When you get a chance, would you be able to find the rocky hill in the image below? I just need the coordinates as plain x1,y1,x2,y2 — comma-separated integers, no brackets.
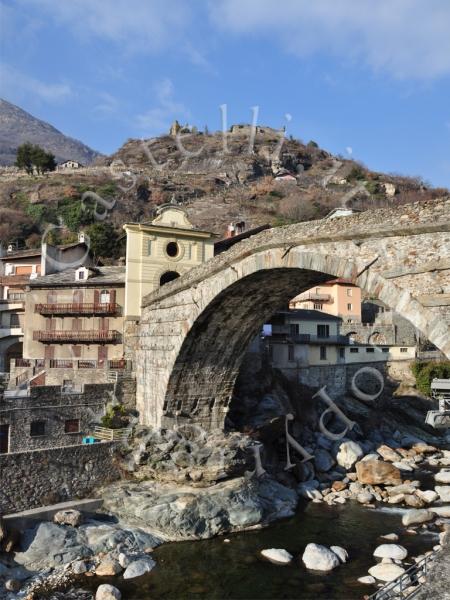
0,98,100,166
0,121,448,256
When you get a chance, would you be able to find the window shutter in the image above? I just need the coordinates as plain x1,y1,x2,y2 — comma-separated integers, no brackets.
110,289,116,304
94,289,100,305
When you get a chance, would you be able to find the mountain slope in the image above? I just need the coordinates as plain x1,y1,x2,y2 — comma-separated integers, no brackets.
0,98,101,166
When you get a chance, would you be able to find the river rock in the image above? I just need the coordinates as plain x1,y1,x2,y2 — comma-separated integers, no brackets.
298,480,322,500
355,460,401,486
358,575,376,584
404,495,425,508
95,558,122,576
96,584,122,600
380,533,399,541
416,490,439,504
361,453,381,462
302,543,340,571
357,491,374,504
331,481,347,492
435,470,450,484
377,445,402,462
314,449,335,472
373,544,408,560
261,548,293,564
368,563,406,582
123,557,156,579
54,509,83,527
336,441,363,470
393,462,414,472
5,579,21,592
387,483,418,496
429,506,450,518
330,546,348,563
72,560,88,574
388,494,405,504
402,509,434,526
435,486,450,502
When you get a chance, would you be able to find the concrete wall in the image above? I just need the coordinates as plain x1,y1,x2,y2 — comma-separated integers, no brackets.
0,442,120,513
0,384,111,452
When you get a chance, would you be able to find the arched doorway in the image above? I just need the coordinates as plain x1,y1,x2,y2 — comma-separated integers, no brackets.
160,271,180,286
5,341,23,372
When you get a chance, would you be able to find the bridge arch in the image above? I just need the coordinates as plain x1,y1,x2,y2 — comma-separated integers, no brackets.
138,227,450,430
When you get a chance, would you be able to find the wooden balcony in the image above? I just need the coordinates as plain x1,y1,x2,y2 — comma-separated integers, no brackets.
35,302,121,316
33,330,121,344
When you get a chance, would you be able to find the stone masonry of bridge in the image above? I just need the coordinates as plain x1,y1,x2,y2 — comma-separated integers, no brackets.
137,198,450,431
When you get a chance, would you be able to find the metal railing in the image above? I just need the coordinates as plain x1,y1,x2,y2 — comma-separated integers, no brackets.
33,330,121,343
49,359,74,369
292,292,332,302
35,302,121,315
368,549,440,600
93,426,132,442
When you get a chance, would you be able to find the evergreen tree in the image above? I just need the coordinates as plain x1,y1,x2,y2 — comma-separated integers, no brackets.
15,143,56,174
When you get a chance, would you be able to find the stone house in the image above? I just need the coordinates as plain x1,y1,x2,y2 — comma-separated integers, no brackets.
10,266,126,388
56,159,84,170
0,238,93,372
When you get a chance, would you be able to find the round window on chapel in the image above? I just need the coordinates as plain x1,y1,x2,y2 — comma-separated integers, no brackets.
166,241,179,258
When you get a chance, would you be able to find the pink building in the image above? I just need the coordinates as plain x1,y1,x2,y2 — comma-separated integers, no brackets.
290,279,362,323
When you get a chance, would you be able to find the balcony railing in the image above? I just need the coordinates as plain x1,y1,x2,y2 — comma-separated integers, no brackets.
35,302,121,316
33,330,121,344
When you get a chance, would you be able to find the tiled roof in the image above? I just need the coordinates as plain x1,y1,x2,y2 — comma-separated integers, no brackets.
29,266,125,288
0,248,41,260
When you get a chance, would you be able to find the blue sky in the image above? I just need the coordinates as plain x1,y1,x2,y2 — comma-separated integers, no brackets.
1,0,450,186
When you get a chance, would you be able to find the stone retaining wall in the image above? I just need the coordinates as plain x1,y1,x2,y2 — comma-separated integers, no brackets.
0,442,120,514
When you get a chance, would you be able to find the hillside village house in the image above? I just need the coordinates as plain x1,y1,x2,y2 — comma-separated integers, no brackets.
290,279,362,322
56,160,84,170
0,237,92,372
123,204,216,319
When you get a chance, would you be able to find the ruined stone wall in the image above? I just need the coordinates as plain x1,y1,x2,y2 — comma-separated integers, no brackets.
0,442,120,513
0,384,111,452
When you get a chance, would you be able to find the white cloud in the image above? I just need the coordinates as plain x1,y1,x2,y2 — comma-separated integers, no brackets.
20,0,191,54
135,78,190,135
0,64,73,103
210,0,450,80
92,92,120,117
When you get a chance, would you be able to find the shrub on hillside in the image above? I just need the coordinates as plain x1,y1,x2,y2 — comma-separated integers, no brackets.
411,361,450,396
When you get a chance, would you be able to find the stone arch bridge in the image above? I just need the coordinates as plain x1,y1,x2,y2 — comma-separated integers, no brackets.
137,199,450,430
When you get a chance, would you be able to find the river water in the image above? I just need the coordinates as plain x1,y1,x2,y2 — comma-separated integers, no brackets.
79,500,439,600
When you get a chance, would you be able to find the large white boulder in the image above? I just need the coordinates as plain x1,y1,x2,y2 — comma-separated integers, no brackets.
435,470,450,484
358,575,376,584
416,490,439,504
373,544,408,560
336,442,364,470
435,486,450,502
123,557,156,579
260,548,293,565
401,509,434,526
96,585,122,600
429,506,450,518
330,546,348,563
368,563,406,582
302,543,340,571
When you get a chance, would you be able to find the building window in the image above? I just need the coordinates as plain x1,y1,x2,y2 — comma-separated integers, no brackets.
100,290,110,304
350,347,359,353
314,303,323,310
339,347,345,359
288,344,295,361
30,420,46,437
366,347,375,353
9,313,19,327
347,303,353,311
317,324,330,338
347,288,353,296
320,346,327,360
65,419,80,433
290,323,299,335
400,347,408,353
166,241,180,258
382,348,389,353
